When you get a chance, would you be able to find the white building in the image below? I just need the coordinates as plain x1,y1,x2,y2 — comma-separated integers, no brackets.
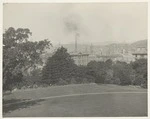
70,52,89,66
132,47,147,60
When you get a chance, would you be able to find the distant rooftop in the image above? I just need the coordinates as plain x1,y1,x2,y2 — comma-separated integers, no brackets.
132,52,147,55
70,52,89,57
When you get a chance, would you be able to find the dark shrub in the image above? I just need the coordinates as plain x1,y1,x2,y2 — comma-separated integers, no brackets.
113,78,121,85
70,78,78,84
95,70,107,84
131,59,147,88
104,69,113,84
57,78,68,85
113,62,132,85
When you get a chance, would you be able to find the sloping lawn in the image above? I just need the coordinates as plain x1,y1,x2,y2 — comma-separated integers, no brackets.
3,83,147,117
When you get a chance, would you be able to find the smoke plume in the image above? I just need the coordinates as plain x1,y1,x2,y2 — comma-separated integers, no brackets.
63,14,82,34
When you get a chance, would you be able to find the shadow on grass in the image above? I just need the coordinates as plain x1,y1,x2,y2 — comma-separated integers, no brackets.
3,98,45,114
3,92,12,96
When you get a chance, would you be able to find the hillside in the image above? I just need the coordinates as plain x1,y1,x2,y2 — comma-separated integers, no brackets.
131,39,147,48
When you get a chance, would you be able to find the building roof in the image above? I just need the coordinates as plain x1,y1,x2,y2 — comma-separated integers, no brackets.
96,54,123,58
70,52,89,57
132,52,147,55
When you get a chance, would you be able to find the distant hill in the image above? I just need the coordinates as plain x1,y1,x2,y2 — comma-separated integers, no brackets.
102,39,147,55
131,39,147,48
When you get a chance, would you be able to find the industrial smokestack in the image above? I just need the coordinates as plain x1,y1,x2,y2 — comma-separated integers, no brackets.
75,32,80,53
63,14,83,53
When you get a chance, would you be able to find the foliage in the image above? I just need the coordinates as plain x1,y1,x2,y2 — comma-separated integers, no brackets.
104,69,114,84
87,61,107,84
112,78,121,85
105,59,113,69
113,61,132,85
57,78,68,86
42,47,77,84
131,59,147,88
75,66,95,83
69,78,78,84
86,60,136,86
3,28,147,89
3,27,51,90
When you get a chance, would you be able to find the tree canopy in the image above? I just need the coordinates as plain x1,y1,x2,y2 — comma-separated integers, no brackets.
42,47,77,84
3,27,51,90
131,59,147,87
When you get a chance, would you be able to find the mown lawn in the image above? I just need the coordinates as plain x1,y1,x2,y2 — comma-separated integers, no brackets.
3,83,147,117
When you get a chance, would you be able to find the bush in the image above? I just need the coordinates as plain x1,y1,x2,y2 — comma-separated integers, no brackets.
131,59,147,88
113,78,121,85
141,83,147,88
3,72,23,91
132,75,143,85
82,78,90,84
104,69,113,84
113,62,132,85
104,79,113,84
70,77,78,84
57,78,68,85
87,61,107,84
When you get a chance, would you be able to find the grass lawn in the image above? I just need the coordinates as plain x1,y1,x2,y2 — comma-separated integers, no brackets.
3,83,147,117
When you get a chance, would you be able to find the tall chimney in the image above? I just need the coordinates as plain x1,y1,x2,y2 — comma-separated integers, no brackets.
75,32,79,53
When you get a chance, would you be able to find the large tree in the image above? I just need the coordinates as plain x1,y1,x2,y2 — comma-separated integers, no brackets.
3,27,51,90
42,47,77,85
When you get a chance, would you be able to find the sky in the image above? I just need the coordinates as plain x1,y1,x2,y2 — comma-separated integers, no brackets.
3,3,148,45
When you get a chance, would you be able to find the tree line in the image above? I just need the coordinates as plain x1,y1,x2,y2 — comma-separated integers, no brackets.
3,27,147,91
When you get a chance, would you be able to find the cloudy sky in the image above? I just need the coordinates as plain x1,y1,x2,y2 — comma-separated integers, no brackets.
3,3,148,45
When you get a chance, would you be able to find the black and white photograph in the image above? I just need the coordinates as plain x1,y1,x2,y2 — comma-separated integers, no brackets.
2,1,148,117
